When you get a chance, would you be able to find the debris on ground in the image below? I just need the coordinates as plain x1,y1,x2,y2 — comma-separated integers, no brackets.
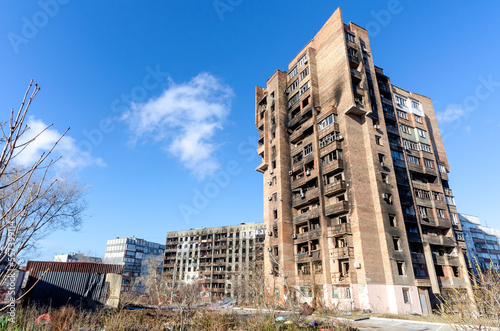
300,302,314,315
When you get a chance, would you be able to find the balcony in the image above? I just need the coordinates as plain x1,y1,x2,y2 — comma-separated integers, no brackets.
353,85,364,99
415,197,432,208
422,234,456,247
288,112,303,128
408,163,425,174
378,83,391,94
351,68,362,82
293,209,320,223
381,96,393,106
291,169,318,189
292,187,320,208
199,278,212,283
318,121,340,136
404,213,418,224
291,137,313,157
439,171,449,181
331,272,350,284
389,140,403,152
348,53,360,67
444,188,453,196
328,222,351,236
325,201,349,216
256,144,264,157
420,217,451,229
433,199,448,210
303,152,315,165
406,232,421,242
209,279,225,284
411,252,426,264
295,228,322,242
424,167,438,177
386,125,399,136
320,141,342,158
411,181,428,191
400,195,414,206
290,117,314,143
321,160,344,175
345,101,370,117
393,158,406,169
295,249,321,263
324,180,347,196
292,157,304,172
331,246,354,259
433,255,460,266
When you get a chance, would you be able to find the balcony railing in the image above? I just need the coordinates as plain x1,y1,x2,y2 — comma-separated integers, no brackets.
292,187,320,208
293,209,320,223
325,201,349,217
324,180,346,196
321,160,344,175
381,96,393,106
291,169,318,189
406,232,421,242
331,272,350,283
386,125,399,136
329,223,351,236
353,85,364,98
420,217,451,229
439,171,449,181
424,167,438,177
290,117,314,143
319,141,342,158
415,197,432,208
433,255,460,266
351,69,362,82
411,180,428,191
295,228,322,242
411,252,426,264
378,83,390,94
295,249,321,263
348,54,360,66
408,163,425,174
422,234,456,247
331,246,354,259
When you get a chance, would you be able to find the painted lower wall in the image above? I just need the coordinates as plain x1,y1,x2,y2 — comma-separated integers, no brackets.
322,283,422,314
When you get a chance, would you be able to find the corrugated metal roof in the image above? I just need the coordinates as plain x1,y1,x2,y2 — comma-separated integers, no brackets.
26,261,123,276
28,272,109,307
24,261,122,308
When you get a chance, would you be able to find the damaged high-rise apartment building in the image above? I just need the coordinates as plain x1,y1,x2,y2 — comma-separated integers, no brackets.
164,222,266,301
255,8,470,314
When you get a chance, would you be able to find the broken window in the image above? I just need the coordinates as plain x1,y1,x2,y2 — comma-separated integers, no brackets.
393,237,400,251
397,261,405,275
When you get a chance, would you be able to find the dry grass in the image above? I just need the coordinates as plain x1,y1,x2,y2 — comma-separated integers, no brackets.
0,304,357,330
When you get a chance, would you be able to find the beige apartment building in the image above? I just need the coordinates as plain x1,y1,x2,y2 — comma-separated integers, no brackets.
255,8,469,314
164,222,265,301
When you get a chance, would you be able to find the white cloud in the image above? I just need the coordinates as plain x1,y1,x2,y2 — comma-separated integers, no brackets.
436,103,471,124
16,117,105,170
122,72,233,179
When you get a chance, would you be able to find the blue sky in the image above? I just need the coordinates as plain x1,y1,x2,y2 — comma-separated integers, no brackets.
1,1,499,261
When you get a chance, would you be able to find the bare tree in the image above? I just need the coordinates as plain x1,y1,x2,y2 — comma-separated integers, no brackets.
134,255,165,305
439,261,500,330
0,81,87,286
